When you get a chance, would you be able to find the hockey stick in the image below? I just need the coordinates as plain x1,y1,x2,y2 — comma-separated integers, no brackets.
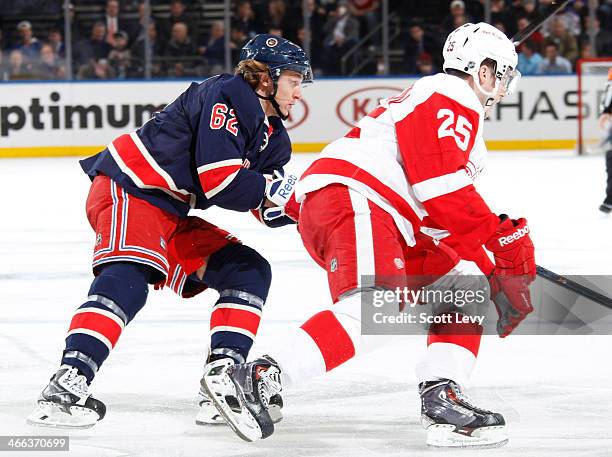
511,0,571,46
536,265,612,310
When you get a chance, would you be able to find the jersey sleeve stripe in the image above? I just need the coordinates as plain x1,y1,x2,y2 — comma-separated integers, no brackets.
200,168,242,199
109,134,192,204
411,169,473,202
129,133,191,198
197,158,244,174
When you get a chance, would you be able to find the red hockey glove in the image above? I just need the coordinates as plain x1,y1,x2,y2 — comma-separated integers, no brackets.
484,216,536,337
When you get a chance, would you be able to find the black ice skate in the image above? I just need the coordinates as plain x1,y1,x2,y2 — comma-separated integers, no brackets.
599,202,612,214
200,356,282,441
27,365,106,429
196,385,283,426
419,379,507,448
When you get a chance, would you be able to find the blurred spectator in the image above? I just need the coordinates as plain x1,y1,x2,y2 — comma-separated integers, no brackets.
348,0,380,46
515,17,543,53
415,52,435,76
259,0,299,43
403,22,440,74
579,41,594,60
322,0,359,74
493,20,507,36
108,31,131,79
301,0,328,74
33,43,65,79
268,27,283,37
78,58,117,80
571,0,590,33
517,39,543,75
54,2,83,44
441,0,473,35
599,0,612,31
453,13,468,29
540,2,581,37
233,1,258,39
543,17,578,64
47,27,65,58
104,0,126,47
164,22,197,77
200,20,226,75
130,22,164,77
520,0,541,22
162,0,194,41
539,42,571,74
134,1,156,42
8,49,32,79
581,16,612,57
490,0,517,36
230,26,248,64
0,51,6,80
15,21,42,61
74,22,112,68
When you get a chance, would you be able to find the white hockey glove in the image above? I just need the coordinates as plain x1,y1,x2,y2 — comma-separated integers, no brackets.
262,170,298,221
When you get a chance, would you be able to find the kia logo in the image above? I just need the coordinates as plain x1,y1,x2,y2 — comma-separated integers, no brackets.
336,86,403,127
285,98,309,130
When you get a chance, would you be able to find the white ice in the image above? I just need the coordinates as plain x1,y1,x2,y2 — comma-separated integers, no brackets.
1,151,612,457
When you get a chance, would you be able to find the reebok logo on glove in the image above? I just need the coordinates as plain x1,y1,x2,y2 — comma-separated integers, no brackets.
277,175,297,198
498,225,530,247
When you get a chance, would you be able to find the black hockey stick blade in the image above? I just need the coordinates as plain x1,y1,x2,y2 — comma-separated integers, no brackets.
536,265,612,310
511,0,570,47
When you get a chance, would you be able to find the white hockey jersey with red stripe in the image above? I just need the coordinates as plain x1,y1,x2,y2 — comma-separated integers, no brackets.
296,73,500,262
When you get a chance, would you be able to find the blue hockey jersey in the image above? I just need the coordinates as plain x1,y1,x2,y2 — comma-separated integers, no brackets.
80,74,292,217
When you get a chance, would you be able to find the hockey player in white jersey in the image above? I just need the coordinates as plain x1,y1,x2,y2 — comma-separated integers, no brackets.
202,23,536,447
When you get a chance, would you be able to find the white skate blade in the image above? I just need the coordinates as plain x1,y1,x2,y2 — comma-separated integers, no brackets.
268,404,283,424
27,402,99,429
425,424,508,449
201,359,262,442
195,400,226,426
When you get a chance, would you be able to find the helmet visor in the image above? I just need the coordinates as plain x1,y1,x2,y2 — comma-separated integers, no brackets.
272,62,314,84
500,67,521,96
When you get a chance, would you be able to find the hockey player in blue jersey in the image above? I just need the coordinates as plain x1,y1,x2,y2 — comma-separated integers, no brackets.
27,34,311,429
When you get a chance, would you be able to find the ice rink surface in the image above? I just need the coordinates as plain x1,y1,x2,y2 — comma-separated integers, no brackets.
1,151,612,457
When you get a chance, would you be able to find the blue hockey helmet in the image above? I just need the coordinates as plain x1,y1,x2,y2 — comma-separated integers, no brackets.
239,34,313,84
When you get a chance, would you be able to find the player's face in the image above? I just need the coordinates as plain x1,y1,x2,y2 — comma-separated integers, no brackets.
274,71,304,117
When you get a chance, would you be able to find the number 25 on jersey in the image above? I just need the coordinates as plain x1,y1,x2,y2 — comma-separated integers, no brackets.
437,108,472,151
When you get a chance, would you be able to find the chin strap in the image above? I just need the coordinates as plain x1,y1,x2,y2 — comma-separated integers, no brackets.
256,72,288,120
473,73,501,116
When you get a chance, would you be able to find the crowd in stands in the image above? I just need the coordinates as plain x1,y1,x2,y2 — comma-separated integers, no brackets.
0,0,610,80
403,0,612,76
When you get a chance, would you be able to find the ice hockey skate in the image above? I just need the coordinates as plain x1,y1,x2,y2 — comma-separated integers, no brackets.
196,384,283,426
27,365,106,429
200,356,282,441
195,389,226,425
599,202,612,214
419,379,508,448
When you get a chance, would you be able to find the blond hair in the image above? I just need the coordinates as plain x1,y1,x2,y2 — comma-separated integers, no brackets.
235,59,270,89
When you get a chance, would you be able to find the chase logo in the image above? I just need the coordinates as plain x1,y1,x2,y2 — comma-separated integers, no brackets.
160,236,167,250
266,37,278,47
